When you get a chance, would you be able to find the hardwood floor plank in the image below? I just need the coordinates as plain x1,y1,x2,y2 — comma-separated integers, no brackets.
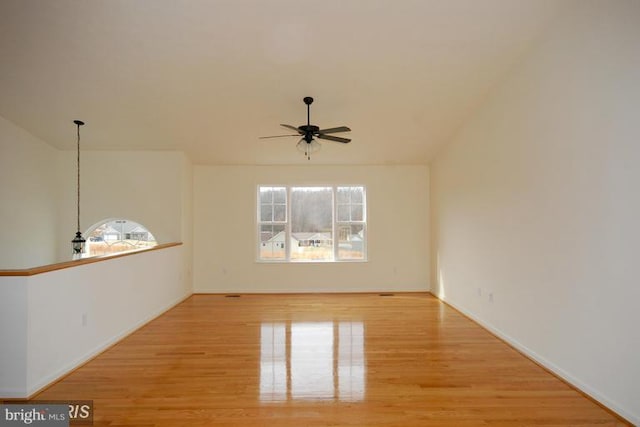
33,293,629,426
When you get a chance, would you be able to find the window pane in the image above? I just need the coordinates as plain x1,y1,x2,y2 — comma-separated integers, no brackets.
274,204,286,222
290,187,333,261
273,188,286,203
351,187,363,203
260,188,273,204
336,187,349,204
350,204,363,222
260,224,286,260
337,205,350,222
338,224,365,260
260,204,273,222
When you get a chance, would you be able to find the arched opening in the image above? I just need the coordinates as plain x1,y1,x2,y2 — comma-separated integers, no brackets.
85,219,157,257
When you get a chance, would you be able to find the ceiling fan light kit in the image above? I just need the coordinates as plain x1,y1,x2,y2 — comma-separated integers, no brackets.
260,97,351,160
297,138,321,159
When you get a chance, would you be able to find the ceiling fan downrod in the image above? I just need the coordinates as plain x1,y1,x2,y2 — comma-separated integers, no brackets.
304,96,313,128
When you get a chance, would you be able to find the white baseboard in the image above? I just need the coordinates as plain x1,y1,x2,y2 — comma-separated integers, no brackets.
0,390,27,399
192,287,429,294
24,292,192,398
435,293,638,426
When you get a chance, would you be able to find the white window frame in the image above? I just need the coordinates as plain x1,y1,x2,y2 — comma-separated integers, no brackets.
257,185,367,263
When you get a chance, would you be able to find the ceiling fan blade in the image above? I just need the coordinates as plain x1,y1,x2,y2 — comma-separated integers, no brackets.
280,124,302,133
317,134,351,143
317,126,351,134
259,134,299,139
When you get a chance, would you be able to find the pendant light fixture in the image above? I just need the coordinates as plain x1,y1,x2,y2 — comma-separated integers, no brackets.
71,119,86,259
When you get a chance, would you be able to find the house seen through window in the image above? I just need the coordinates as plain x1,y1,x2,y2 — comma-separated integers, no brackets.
258,186,366,262
86,219,157,257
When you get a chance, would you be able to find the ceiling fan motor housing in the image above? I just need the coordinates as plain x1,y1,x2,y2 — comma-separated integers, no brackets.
299,124,319,143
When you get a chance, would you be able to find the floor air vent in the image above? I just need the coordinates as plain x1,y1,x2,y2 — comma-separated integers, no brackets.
379,293,395,297
225,294,241,298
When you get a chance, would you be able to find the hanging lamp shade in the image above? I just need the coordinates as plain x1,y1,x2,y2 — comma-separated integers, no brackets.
71,119,86,258
296,138,321,160
72,231,86,255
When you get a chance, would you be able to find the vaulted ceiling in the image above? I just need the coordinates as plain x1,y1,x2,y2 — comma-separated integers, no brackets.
0,0,571,165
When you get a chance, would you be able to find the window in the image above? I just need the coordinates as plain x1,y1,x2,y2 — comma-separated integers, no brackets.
257,186,366,262
85,219,157,257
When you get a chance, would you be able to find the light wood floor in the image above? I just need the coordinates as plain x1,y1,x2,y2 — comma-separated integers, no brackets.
34,293,628,426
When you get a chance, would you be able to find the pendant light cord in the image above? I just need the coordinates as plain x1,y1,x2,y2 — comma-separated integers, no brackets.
76,122,81,234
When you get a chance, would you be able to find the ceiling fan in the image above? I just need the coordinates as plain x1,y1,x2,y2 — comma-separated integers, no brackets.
260,97,351,160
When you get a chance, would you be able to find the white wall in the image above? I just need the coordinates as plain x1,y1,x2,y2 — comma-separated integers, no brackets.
180,155,194,292
0,276,28,396
430,0,640,423
194,165,429,293
56,150,192,261
0,245,189,398
0,116,59,268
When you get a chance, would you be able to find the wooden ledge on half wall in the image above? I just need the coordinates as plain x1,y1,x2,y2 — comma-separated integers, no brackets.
0,242,183,277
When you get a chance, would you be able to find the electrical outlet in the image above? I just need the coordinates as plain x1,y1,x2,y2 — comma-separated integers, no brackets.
488,293,494,303
477,288,482,297
81,313,88,327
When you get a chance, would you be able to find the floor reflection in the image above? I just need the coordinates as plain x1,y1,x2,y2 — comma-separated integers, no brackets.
260,321,365,402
